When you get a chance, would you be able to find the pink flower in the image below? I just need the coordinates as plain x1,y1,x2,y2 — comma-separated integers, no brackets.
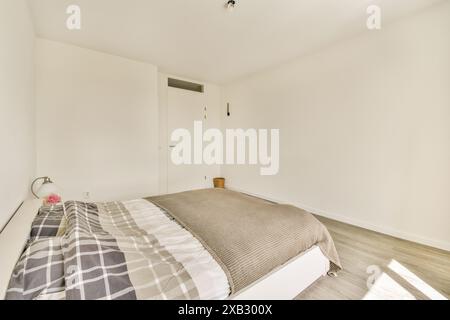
46,194,61,204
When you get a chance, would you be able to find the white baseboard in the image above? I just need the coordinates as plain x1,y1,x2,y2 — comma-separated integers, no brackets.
227,185,450,252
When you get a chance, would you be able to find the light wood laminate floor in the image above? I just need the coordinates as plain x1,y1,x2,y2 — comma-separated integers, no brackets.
296,216,450,300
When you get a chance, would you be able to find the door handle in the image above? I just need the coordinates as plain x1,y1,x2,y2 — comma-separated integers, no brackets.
169,145,176,148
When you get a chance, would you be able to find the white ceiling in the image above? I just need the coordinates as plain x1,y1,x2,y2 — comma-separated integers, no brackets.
28,0,443,84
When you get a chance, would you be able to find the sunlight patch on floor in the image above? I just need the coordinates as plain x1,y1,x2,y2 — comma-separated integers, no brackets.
388,260,447,300
363,272,416,300
363,259,447,300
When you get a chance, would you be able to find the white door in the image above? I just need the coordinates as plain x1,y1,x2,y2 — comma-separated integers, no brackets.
167,87,208,193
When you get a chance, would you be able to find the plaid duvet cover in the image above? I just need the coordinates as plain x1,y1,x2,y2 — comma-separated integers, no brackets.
6,200,229,300
30,205,66,240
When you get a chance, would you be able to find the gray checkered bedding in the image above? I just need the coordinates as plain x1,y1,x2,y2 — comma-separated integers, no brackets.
5,205,67,300
6,237,66,300
30,205,66,240
6,200,229,300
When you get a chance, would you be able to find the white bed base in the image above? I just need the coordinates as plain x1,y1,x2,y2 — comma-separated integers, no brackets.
0,199,330,300
231,246,329,300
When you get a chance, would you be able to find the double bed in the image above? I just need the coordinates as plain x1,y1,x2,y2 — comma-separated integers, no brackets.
1,188,341,300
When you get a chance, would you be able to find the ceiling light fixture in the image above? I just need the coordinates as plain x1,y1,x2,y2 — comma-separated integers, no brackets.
226,0,236,12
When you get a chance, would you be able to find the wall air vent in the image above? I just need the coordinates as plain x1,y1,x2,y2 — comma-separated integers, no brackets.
168,78,204,93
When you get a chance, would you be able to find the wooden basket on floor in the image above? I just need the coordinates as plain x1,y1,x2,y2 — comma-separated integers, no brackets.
213,177,225,188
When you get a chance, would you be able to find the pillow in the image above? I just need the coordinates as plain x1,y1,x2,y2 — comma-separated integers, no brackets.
6,237,65,300
30,204,66,240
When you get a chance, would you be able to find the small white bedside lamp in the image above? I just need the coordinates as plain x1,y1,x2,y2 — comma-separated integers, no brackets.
31,176,58,199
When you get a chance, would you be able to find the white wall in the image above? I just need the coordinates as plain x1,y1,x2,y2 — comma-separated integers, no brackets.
0,0,35,230
36,39,159,201
221,2,450,250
